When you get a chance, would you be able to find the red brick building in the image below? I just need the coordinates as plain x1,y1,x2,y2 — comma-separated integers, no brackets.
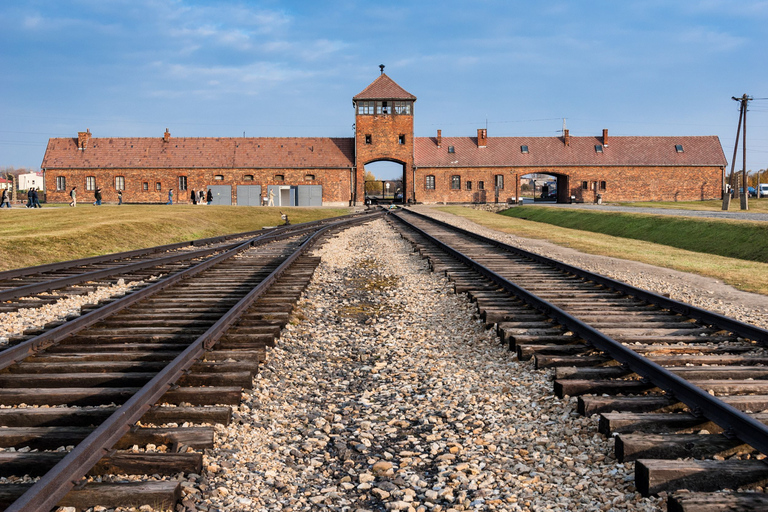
43,70,727,205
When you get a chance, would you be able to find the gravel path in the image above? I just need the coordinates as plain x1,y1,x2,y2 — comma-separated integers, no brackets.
519,202,768,222
191,220,662,512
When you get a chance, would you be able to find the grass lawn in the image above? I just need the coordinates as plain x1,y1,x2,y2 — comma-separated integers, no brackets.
0,204,348,271
436,206,768,296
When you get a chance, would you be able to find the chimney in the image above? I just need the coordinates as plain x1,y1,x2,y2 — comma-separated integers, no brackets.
77,129,91,150
436,129,442,147
602,128,608,147
477,128,487,148
563,129,570,146
163,128,171,142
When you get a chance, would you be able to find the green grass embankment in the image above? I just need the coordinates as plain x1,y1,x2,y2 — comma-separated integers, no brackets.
0,205,348,271
500,206,768,262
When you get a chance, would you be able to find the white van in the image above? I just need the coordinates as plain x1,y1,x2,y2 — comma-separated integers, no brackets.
760,184,768,198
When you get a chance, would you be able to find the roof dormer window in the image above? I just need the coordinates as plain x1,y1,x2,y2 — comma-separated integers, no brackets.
675,144,684,153
521,145,529,154
595,145,604,153
448,146,455,153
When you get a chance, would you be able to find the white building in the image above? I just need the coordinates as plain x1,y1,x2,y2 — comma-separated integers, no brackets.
18,172,44,190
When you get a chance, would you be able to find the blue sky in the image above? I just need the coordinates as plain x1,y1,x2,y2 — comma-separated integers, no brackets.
2,0,767,179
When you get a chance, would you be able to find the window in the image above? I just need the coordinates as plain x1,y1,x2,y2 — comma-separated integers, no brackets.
178,176,187,190
56,176,66,191
595,144,604,153
214,175,224,181
448,146,455,153
465,181,472,191
274,174,285,182
143,182,149,191
398,134,405,145
365,134,372,144
394,101,411,114
357,101,374,115
243,174,254,181
425,175,435,190
86,176,95,191
495,175,504,190
600,181,607,191
376,101,391,114
115,176,125,191
478,181,484,190
521,145,529,154
582,181,589,190
305,174,315,181
675,144,684,153
451,175,460,190
156,182,161,191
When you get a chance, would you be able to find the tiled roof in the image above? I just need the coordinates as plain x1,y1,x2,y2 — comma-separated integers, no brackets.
353,73,416,101
42,136,355,169
414,135,726,168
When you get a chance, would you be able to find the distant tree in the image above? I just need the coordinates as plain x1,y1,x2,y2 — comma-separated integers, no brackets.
364,169,379,195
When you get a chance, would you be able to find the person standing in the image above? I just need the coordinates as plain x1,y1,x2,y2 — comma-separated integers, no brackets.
93,187,102,206
167,189,173,205
117,190,123,205
206,189,213,205
0,188,10,208
69,186,77,207
267,188,275,206
190,190,197,205
26,188,33,208
198,190,205,205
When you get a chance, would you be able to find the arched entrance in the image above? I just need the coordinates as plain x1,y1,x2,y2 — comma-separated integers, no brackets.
520,172,570,204
364,160,405,204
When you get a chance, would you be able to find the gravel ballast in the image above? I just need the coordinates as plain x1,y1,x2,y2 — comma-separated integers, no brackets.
192,219,663,512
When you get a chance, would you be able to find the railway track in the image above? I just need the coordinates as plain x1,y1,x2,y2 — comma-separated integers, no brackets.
0,215,368,348
390,208,768,511
0,210,382,512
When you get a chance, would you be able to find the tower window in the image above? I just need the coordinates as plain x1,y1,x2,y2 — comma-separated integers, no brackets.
451,175,460,190
398,134,405,145
357,101,374,115
394,101,411,114
376,101,391,114
365,134,372,144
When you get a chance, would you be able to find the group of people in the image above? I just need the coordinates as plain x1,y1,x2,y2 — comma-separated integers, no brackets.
189,189,213,205
26,188,42,208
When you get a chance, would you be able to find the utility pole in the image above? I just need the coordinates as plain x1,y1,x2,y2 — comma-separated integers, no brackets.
722,94,752,211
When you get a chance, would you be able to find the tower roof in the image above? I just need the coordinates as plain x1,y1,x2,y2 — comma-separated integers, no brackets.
353,73,416,101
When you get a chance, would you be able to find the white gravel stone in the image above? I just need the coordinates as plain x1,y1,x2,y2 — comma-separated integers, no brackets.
192,219,663,512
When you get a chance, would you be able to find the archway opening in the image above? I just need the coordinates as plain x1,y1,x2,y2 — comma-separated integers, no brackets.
364,160,405,204
520,172,570,204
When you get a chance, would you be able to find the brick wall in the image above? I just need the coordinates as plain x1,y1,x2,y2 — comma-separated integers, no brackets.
414,165,724,204
44,167,353,205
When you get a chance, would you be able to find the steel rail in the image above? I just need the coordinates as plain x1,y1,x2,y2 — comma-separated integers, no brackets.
0,223,322,370
0,213,372,367
398,208,768,345
0,242,241,303
0,211,363,281
391,211,768,457
5,211,383,512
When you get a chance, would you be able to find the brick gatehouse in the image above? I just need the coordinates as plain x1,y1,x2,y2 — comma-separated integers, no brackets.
43,69,726,206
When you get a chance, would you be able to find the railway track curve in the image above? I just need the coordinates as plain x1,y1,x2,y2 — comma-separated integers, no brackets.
390,208,768,511
0,210,383,512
